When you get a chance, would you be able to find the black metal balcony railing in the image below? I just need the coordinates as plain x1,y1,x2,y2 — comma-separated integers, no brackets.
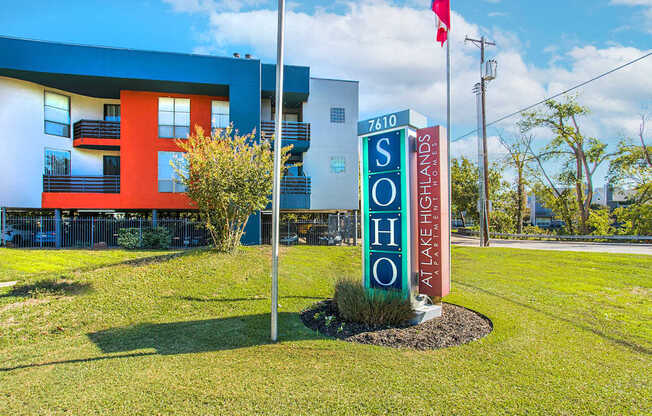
260,121,310,141
43,175,120,193
73,120,120,140
280,176,311,194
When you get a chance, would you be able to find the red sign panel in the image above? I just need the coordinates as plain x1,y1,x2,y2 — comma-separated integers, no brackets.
415,127,450,297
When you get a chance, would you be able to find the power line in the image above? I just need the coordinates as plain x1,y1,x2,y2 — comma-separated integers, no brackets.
452,51,652,142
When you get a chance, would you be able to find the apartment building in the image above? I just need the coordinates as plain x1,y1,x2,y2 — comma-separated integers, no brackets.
0,36,359,244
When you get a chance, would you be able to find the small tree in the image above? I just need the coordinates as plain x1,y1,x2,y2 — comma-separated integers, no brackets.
520,97,614,234
173,126,291,252
497,132,535,233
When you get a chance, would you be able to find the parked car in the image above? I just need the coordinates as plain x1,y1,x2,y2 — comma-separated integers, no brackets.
280,233,299,245
2,224,34,246
34,230,57,244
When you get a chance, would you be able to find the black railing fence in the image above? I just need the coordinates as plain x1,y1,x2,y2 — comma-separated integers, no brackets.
1,217,209,249
261,213,359,246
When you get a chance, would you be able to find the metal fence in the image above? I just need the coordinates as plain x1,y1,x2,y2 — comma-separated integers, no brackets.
1,217,209,249
261,213,359,246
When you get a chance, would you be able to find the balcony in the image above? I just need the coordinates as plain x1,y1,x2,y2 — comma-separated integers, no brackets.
73,120,121,150
280,176,311,209
260,121,310,153
43,175,120,193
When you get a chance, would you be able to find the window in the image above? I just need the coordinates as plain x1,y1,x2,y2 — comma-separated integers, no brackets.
211,100,230,130
103,156,120,176
104,104,121,122
159,98,190,138
330,107,345,123
44,149,70,176
158,151,187,193
44,91,70,137
330,156,346,174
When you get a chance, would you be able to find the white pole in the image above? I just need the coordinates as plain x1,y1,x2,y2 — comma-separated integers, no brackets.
446,36,451,282
271,0,286,342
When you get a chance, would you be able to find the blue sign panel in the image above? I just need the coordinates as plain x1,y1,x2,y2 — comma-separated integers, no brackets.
369,252,403,290
368,171,402,212
368,212,402,252
367,130,401,172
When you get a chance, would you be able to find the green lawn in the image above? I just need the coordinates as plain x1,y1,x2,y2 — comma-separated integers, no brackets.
0,246,650,415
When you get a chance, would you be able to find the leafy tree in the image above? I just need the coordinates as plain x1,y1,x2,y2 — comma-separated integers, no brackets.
586,208,615,236
608,113,651,205
451,156,506,229
520,97,614,234
173,126,291,252
497,132,535,233
613,204,652,236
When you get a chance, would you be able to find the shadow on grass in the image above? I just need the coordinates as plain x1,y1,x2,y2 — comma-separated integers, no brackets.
1,312,319,372
87,312,316,355
0,279,92,298
454,280,651,355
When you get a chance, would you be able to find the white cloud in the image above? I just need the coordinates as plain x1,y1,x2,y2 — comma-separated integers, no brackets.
167,0,652,173
610,0,652,5
609,0,652,33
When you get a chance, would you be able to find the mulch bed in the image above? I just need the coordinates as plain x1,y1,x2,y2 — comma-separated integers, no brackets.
300,300,492,350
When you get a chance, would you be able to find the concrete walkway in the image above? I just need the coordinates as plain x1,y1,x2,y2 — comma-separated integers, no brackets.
452,235,652,256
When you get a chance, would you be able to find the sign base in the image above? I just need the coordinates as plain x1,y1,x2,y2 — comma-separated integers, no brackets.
410,295,443,325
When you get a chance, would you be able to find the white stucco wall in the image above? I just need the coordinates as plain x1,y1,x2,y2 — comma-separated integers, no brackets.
302,77,359,211
0,76,119,209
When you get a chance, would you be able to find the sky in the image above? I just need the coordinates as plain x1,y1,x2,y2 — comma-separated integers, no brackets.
1,0,651,185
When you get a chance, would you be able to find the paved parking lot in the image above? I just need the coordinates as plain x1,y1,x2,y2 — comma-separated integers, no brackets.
452,235,652,256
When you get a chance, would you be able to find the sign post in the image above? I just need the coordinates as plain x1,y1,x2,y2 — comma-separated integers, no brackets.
359,110,450,323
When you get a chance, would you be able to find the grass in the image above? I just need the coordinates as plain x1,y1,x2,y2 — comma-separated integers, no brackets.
0,245,650,415
0,247,183,281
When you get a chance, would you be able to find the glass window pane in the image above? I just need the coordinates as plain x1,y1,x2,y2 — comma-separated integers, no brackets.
158,125,174,138
158,152,174,180
174,111,190,127
45,121,69,137
158,179,173,192
211,114,229,129
158,111,174,125
45,92,69,110
45,106,70,124
174,126,190,138
174,98,190,112
44,149,70,175
212,100,229,113
159,97,174,111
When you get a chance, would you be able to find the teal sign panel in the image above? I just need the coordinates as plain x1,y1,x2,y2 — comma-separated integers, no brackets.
361,128,411,296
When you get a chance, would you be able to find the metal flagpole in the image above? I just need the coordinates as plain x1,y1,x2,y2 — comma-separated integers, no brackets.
271,0,286,342
446,33,451,283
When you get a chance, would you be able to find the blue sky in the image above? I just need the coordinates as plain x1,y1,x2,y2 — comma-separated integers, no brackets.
2,0,651,185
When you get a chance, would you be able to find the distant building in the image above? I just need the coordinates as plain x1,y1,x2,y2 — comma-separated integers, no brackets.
591,184,633,209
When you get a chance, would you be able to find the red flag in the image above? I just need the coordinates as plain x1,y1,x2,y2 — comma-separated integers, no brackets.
431,0,450,46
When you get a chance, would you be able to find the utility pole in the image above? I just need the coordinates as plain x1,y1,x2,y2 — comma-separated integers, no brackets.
465,35,496,247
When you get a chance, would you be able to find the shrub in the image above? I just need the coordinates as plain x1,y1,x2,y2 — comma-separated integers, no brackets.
142,227,171,249
117,228,140,249
334,279,414,327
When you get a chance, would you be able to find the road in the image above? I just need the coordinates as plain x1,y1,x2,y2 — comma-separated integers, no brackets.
452,234,652,256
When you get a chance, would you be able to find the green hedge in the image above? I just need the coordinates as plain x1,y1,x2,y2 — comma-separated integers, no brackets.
117,227,172,249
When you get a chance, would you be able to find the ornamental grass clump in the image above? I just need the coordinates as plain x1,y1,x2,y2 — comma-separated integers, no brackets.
334,279,414,327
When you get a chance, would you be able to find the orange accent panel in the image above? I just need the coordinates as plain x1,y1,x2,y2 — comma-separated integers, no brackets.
42,193,121,209
43,91,227,210
73,138,121,148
